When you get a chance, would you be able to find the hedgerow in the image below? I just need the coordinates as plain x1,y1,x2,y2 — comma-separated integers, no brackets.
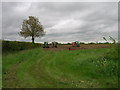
2,40,42,53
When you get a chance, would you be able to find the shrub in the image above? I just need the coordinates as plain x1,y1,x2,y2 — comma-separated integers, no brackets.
91,45,118,76
2,40,41,53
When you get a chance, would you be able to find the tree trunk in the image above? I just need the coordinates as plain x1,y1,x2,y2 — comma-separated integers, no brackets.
32,36,34,44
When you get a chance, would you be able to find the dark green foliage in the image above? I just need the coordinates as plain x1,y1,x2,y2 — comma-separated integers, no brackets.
91,45,118,77
80,42,85,44
2,40,41,53
19,16,45,44
88,42,95,44
67,43,71,45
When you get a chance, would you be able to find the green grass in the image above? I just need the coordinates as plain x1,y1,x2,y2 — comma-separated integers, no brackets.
2,47,118,88
0,53,2,89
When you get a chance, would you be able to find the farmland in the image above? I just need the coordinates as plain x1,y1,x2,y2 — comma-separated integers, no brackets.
2,42,118,88
43,44,110,51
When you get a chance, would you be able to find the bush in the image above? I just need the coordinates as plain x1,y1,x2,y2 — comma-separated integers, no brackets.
88,42,95,44
80,42,85,44
2,40,42,53
91,45,118,76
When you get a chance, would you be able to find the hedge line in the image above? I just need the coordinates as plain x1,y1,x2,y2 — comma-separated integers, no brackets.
2,40,42,53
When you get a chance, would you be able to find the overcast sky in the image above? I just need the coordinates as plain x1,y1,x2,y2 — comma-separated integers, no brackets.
2,2,118,43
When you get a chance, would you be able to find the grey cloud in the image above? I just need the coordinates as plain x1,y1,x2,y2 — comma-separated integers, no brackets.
0,2,2,39
2,2,118,43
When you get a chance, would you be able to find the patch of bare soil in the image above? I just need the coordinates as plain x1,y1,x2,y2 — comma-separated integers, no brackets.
42,44,110,51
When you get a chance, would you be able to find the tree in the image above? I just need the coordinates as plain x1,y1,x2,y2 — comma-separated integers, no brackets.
19,16,45,44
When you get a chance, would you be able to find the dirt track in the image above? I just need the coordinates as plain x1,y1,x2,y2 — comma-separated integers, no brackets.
42,44,110,51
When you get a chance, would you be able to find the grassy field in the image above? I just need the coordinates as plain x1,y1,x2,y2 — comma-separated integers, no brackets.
3,45,118,88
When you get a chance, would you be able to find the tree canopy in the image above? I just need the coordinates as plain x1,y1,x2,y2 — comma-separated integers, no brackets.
19,16,45,43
